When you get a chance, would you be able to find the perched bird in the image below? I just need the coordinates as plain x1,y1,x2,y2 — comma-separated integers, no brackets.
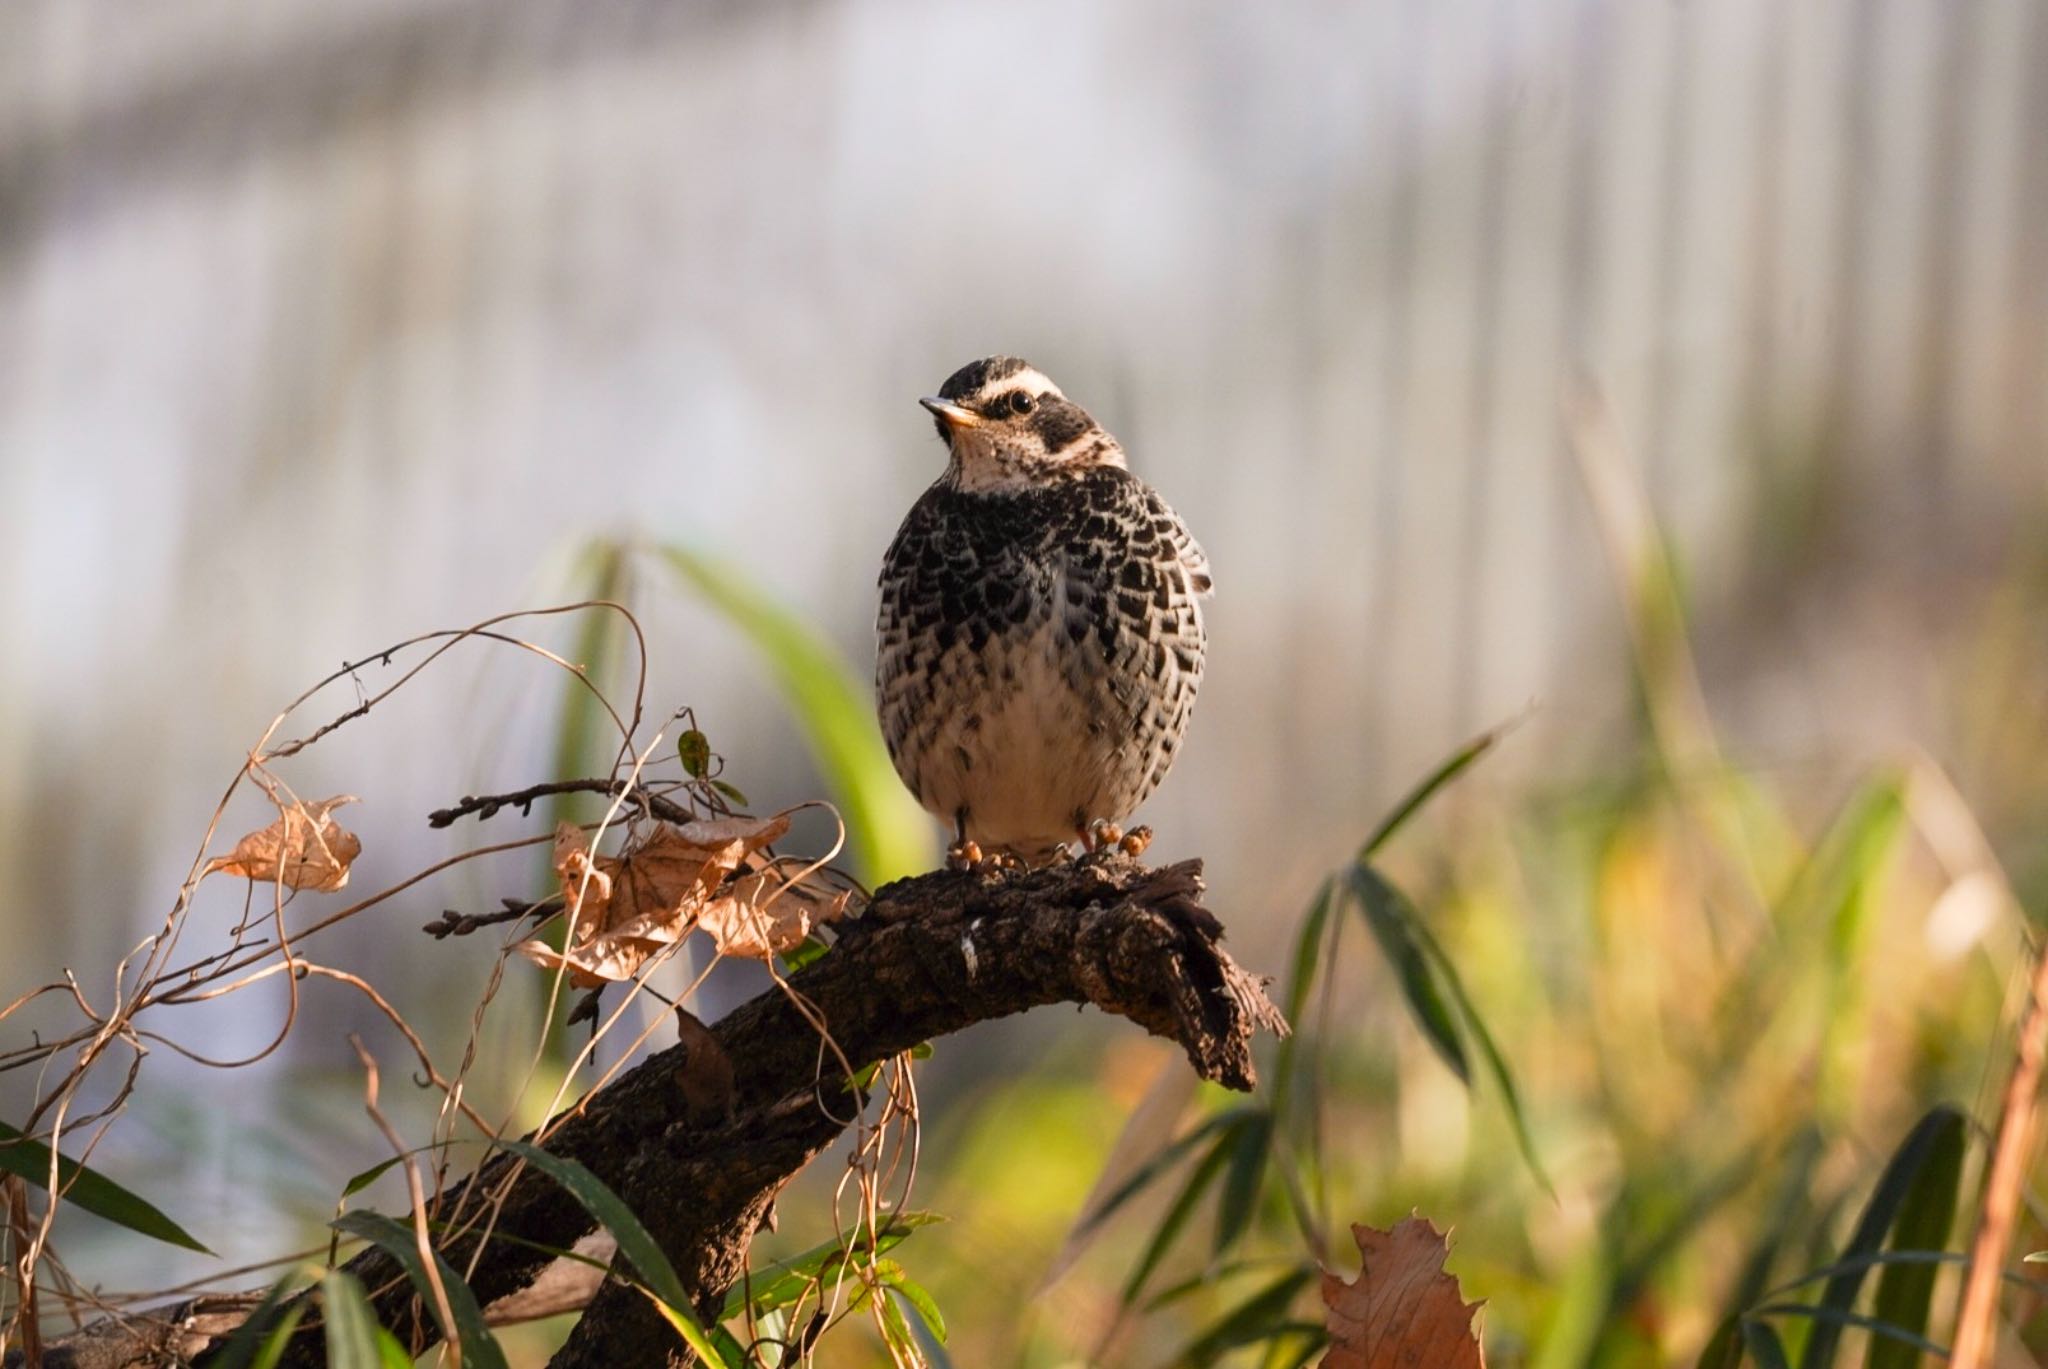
876,357,1211,866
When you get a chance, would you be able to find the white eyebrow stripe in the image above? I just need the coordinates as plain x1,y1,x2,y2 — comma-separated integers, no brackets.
987,367,1059,401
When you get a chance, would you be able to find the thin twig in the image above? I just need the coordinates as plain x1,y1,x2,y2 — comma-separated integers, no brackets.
350,1037,459,1360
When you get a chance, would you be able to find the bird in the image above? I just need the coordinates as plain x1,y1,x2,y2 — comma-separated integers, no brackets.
876,357,1211,868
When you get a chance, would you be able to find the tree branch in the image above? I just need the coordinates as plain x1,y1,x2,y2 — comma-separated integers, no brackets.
19,853,1285,1369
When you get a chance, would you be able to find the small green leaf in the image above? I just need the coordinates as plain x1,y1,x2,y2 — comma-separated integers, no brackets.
2027,1251,2048,1263
876,1282,918,1354
339,1144,470,1200
724,1213,943,1320
678,729,713,779
320,1270,386,1369
0,1119,211,1254
493,1139,724,1362
876,1260,948,1343
710,778,749,807
781,936,830,971
1343,866,1468,1081
331,1210,508,1369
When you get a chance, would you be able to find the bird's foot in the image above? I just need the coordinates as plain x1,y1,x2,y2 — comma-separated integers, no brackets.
1078,818,1127,854
1118,825,1153,858
947,838,1020,875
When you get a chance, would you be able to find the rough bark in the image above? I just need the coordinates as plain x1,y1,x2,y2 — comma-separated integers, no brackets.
18,853,1285,1368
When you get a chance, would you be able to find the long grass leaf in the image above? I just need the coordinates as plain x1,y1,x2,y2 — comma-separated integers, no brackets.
320,1270,386,1369
331,1210,509,1369
1740,1319,1794,1369
249,1305,308,1369
1344,865,1468,1081
1121,1126,1236,1306
1071,1108,1251,1245
659,544,931,882
1795,1105,1964,1369
1213,1109,1274,1258
494,1139,725,1361
1358,720,1514,859
215,1274,306,1369
0,1120,211,1254
1396,894,1553,1194
1761,1302,1948,1360
1173,1267,1318,1367
1867,1108,1965,1369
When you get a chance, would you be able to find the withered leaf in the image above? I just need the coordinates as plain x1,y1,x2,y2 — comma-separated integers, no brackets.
1321,1216,1485,1369
673,1007,735,1124
518,814,793,987
205,795,362,893
697,867,854,961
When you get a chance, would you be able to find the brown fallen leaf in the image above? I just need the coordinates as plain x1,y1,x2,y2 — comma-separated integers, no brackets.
518,814,793,986
204,795,362,893
1321,1215,1485,1369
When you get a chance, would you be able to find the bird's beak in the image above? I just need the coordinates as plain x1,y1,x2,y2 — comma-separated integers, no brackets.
919,396,983,429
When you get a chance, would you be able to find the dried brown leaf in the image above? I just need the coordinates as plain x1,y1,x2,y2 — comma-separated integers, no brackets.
1320,1216,1485,1369
697,874,851,961
518,814,793,986
204,795,362,893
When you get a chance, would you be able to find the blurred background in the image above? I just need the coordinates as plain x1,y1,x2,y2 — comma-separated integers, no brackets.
3,0,2046,1364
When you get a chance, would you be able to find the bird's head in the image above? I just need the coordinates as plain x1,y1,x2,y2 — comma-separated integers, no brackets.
920,357,1125,493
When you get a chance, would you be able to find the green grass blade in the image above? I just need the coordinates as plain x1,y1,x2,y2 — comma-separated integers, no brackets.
0,1119,211,1254
1070,1108,1252,1246
659,544,933,883
1395,889,1553,1196
494,1139,725,1362
320,1270,387,1369
1697,1317,1744,1369
1357,720,1514,859
1121,1125,1237,1306
1741,1319,1794,1369
374,1327,414,1369
248,1305,309,1369
1761,1302,1948,1361
1173,1266,1317,1367
1867,1109,1966,1369
1796,1105,1965,1369
1344,865,1469,1081
331,1210,508,1369
214,1274,306,1369
1213,1108,1273,1258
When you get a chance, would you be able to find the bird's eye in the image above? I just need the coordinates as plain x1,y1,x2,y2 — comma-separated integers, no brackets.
1006,391,1036,416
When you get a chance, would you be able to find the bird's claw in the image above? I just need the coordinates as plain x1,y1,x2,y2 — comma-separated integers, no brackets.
947,839,1019,875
